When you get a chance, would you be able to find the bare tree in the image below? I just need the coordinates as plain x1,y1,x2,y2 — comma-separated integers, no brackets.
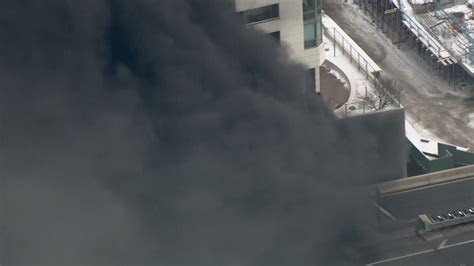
358,86,394,111
358,75,404,111
378,75,403,106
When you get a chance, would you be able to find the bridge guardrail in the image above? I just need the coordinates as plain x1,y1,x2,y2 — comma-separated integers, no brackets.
371,165,474,197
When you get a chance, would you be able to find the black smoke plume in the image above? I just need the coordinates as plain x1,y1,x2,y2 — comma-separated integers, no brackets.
0,0,405,265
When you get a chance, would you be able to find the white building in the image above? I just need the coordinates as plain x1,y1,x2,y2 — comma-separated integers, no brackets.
235,0,325,93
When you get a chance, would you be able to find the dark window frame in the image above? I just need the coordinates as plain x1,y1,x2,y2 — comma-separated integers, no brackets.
240,4,280,24
303,0,322,21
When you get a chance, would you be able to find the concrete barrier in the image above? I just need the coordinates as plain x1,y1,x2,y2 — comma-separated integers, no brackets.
373,165,474,197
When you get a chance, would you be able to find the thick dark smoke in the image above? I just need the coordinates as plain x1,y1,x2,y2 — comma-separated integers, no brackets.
0,0,405,265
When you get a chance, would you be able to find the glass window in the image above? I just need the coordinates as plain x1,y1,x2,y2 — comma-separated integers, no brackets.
240,4,279,24
316,20,322,43
303,0,321,21
304,23,316,48
304,19,322,49
304,23,316,40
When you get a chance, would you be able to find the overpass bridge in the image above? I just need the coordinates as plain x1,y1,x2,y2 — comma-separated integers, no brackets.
372,165,474,222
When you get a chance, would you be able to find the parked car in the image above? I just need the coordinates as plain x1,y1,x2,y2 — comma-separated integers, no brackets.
443,213,455,220
453,210,465,218
464,208,474,215
431,215,444,222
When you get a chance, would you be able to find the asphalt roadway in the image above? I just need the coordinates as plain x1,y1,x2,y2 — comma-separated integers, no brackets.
380,176,474,221
364,223,474,266
361,176,474,265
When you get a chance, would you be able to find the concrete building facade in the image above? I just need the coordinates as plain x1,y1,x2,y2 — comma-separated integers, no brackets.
234,0,325,93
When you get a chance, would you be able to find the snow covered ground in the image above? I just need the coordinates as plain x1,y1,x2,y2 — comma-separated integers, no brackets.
322,14,382,74
324,1,474,150
322,15,397,118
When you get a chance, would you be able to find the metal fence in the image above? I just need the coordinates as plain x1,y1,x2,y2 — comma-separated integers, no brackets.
323,25,380,78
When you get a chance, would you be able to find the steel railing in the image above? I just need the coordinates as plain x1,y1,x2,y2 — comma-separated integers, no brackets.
323,25,401,107
323,25,380,78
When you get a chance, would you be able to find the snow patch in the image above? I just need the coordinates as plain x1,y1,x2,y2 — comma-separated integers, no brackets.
328,68,350,91
409,0,435,5
468,113,474,129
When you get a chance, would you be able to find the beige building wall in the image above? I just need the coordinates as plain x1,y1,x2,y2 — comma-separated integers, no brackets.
235,0,325,93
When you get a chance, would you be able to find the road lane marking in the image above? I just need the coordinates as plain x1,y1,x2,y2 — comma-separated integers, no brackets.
366,249,434,265
373,202,397,221
438,239,448,248
439,239,474,250
366,238,474,265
